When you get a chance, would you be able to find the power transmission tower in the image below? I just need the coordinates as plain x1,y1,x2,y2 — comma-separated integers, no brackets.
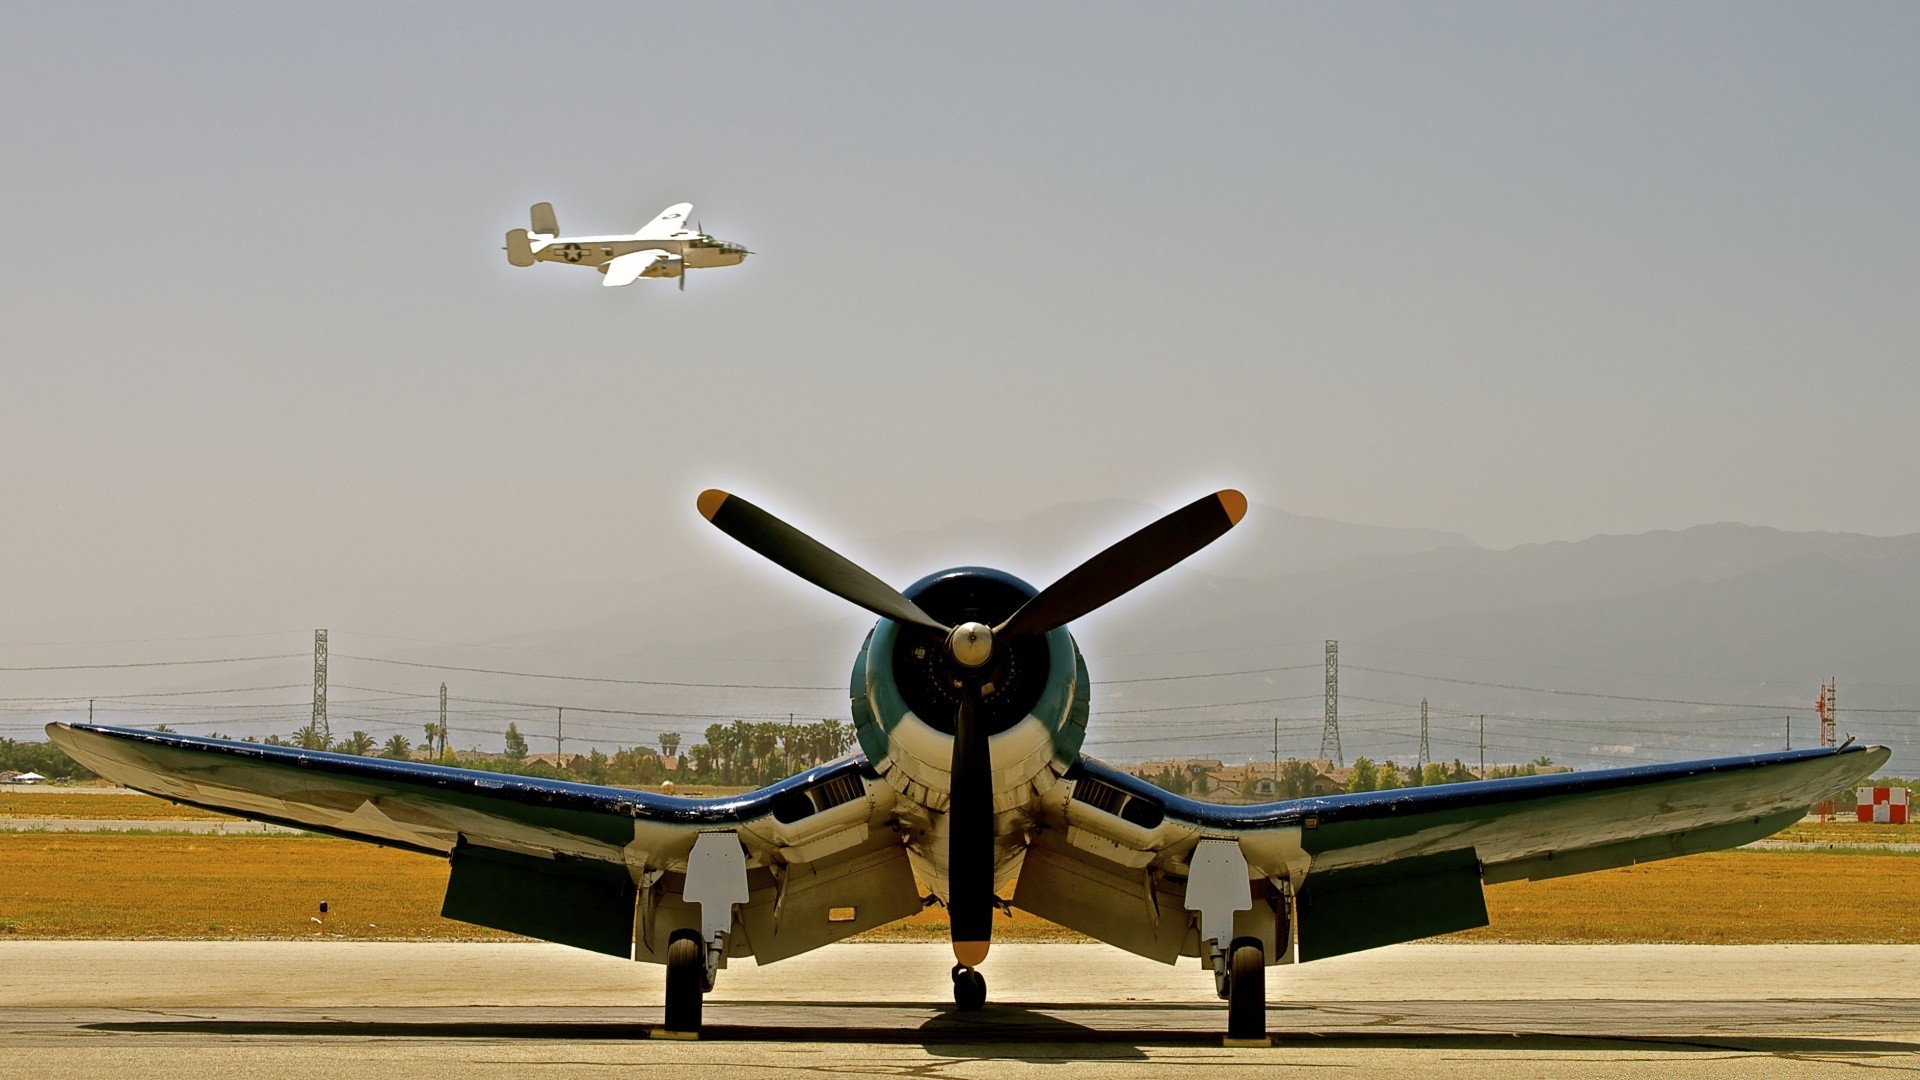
1820,678,1836,747
1418,698,1430,771
312,629,329,742
556,707,565,760
438,682,448,757
1270,716,1279,795
1320,640,1342,766
1478,714,1486,778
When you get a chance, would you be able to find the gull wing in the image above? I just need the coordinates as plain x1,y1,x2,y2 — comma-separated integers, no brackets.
602,248,672,287
1014,744,1884,965
47,723,919,963
633,202,694,240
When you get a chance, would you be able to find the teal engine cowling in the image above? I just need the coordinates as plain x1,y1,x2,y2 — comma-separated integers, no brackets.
849,567,1089,813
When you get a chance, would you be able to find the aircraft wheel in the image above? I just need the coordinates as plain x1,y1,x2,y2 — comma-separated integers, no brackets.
952,964,987,1011
663,931,705,1034
1225,937,1265,1042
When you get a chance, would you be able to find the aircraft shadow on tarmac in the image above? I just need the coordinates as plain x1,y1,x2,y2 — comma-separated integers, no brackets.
82,1008,1920,1059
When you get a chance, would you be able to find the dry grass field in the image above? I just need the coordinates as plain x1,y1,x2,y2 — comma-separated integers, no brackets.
0,791,225,820
1777,821,1920,845
1,834,1916,945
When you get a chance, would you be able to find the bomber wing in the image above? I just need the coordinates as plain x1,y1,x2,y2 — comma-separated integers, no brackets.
1014,744,1883,965
47,723,920,963
602,248,673,287
633,202,694,240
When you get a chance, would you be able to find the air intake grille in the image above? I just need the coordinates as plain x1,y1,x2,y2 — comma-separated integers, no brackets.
810,773,865,811
1071,776,1125,816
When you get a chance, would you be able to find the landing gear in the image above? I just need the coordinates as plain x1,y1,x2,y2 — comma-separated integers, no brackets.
1224,936,1266,1045
663,930,706,1035
952,963,987,1011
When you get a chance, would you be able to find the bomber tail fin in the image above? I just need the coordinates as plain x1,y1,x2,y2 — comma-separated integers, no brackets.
505,228,535,267
529,202,559,238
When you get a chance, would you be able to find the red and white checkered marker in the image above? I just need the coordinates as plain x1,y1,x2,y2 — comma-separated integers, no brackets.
1856,786,1909,824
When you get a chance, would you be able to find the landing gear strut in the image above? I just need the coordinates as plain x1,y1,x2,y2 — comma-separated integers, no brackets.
663,930,707,1034
952,963,987,1011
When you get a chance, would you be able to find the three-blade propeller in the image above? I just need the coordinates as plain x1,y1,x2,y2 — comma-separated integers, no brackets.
696,487,1247,967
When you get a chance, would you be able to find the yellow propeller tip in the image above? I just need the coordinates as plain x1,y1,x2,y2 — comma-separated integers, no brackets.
696,489,730,521
1217,489,1248,526
953,940,990,967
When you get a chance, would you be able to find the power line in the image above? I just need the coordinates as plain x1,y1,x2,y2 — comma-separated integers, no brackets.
1095,664,1322,685
1345,664,1857,711
0,653,303,672
334,654,842,691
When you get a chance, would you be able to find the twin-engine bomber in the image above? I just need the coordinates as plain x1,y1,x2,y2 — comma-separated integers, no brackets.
504,201,748,288
49,489,1884,1042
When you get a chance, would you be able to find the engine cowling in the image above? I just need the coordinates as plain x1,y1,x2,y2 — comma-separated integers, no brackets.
849,567,1089,813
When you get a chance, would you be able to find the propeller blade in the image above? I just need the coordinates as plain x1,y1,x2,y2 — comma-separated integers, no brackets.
697,490,948,633
995,489,1246,640
947,688,994,967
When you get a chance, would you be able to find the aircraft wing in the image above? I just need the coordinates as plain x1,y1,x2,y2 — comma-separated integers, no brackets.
47,723,921,963
602,248,673,287
1014,744,1884,964
633,202,694,240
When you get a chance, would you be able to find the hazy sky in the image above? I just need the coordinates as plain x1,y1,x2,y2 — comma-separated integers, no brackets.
4,2,1917,634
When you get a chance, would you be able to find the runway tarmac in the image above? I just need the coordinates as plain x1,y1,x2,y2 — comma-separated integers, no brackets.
3,941,1917,1078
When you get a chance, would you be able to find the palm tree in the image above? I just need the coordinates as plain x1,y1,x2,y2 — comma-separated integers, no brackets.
659,732,681,759
381,733,412,760
292,723,331,751
339,730,377,756
704,723,732,781
749,722,778,772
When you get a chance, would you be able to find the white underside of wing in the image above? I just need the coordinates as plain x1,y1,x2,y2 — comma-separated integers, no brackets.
602,248,672,287
633,202,694,240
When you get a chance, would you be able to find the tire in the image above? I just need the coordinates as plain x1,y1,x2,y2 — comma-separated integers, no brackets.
952,965,987,1011
664,931,705,1033
1226,937,1265,1042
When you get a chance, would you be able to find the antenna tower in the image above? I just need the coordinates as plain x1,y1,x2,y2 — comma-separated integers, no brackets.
1321,640,1343,766
312,629,329,742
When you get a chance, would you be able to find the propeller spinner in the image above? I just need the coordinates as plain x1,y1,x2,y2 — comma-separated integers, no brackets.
696,487,1246,967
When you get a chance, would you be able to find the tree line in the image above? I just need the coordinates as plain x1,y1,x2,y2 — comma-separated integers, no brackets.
1139,755,1563,798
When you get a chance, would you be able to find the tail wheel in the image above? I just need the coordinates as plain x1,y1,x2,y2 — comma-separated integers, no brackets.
1226,937,1265,1042
664,931,705,1033
952,964,987,1011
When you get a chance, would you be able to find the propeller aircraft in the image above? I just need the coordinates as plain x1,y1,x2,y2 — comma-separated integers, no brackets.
48,490,1885,1043
504,202,748,288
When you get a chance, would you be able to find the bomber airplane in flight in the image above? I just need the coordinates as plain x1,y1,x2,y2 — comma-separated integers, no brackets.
504,201,749,288
49,490,1884,1042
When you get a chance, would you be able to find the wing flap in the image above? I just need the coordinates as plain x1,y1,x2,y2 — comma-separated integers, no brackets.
1293,847,1487,962
442,840,637,956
